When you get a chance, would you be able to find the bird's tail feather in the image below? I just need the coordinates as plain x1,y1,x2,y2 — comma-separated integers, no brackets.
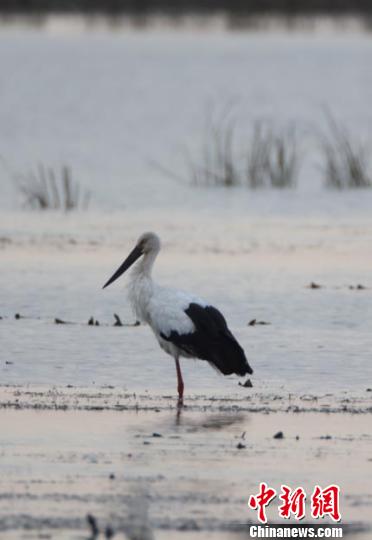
210,334,253,376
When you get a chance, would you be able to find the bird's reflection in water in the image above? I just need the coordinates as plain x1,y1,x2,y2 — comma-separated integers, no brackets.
174,406,247,431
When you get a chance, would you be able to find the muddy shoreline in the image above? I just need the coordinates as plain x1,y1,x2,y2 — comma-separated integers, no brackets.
1,385,372,414
1,385,371,539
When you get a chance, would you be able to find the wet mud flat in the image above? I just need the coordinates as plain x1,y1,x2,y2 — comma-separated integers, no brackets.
1,386,371,539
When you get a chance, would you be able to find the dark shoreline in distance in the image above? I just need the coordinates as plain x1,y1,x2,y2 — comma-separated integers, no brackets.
1,0,372,16
1,10,372,34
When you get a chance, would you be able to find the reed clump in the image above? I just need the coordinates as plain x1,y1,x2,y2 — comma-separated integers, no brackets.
16,164,91,211
188,110,240,188
320,116,372,189
246,122,299,189
189,115,300,189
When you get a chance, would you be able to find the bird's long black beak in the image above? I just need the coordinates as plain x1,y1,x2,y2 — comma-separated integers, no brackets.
102,245,143,289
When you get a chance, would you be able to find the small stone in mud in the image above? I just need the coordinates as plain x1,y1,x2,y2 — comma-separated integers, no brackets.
55,318,66,324
307,282,322,289
236,442,246,449
239,378,253,388
95,320,100,326
143,441,151,445
134,320,141,326
109,473,115,480
248,319,256,326
296,435,300,441
366,388,372,392
15,313,21,319
273,431,284,439
320,435,332,440
5,361,13,365
350,284,367,290
152,432,162,438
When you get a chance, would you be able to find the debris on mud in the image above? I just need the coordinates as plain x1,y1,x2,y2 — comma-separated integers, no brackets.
87,513,99,537
236,442,246,449
8,313,139,328
273,431,284,439
239,378,253,388
105,525,115,538
113,313,123,326
307,282,322,289
248,319,271,326
349,284,368,290
55,318,69,324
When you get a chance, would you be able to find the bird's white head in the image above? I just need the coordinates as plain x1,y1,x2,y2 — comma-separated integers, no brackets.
136,231,161,254
103,232,161,289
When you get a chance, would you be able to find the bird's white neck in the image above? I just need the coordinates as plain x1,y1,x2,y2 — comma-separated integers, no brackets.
132,249,158,278
127,249,159,323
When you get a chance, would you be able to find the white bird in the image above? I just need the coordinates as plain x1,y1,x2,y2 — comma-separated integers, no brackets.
103,232,253,404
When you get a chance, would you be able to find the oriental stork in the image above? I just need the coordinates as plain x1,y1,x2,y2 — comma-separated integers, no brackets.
103,232,253,404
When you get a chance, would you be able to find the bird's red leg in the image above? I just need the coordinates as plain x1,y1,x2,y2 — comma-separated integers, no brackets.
175,357,184,405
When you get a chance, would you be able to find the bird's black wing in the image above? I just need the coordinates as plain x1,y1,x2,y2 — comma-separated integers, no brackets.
160,302,253,376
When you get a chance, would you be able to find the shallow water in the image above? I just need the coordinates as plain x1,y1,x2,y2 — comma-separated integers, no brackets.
0,27,372,209
1,399,371,537
2,212,372,396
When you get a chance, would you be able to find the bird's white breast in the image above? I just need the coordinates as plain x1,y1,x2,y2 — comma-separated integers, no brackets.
127,274,154,324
